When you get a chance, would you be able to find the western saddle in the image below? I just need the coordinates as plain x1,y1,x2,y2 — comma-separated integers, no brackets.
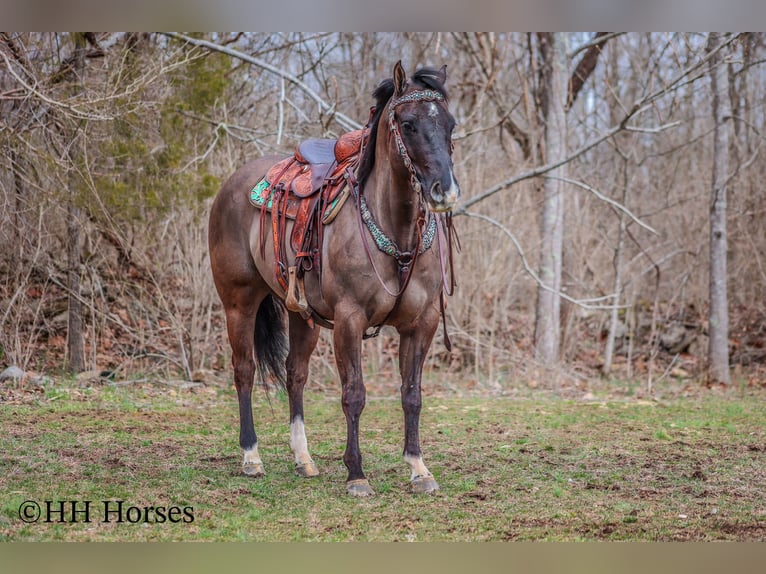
250,129,369,321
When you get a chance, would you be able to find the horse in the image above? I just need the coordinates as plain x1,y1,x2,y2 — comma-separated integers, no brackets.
208,61,460,496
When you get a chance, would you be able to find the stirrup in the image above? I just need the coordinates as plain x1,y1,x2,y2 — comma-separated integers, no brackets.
285,266,309,313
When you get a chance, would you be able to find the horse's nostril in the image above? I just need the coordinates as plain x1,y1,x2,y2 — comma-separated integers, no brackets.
431,181,444,201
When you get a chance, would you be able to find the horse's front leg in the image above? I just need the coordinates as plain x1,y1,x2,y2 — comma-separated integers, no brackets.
333,307,374,496
399,306,440,494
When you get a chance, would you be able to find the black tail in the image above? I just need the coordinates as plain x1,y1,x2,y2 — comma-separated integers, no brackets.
254,294,288,390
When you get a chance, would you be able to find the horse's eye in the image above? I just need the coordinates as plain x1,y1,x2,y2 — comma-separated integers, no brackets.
401,121,416,134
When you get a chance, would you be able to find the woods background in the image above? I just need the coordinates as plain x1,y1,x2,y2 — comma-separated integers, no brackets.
2,32,765,393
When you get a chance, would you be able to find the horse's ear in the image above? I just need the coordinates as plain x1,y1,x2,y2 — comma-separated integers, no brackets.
437,64,447,85
393,60,407,96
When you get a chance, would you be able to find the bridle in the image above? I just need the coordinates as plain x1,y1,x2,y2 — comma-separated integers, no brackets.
387,88,449,196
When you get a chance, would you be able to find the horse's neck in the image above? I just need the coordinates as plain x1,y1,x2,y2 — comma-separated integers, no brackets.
364,136,420,251
366,162,421,253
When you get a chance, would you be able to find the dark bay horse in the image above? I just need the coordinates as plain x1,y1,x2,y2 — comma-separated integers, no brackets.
208,62,459,496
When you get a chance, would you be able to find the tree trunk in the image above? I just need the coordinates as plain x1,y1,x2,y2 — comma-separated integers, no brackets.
10,147,25,277
707,32,731,385
66,198,85,372
602,154,629,376
65,33,87,373
602,44,629,377
534,33,568,365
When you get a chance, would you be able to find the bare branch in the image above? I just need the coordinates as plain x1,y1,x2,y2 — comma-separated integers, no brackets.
455,121,627,213
624,121,682,133
0,48,113,122
568,32,625,59
544,175,659,235
0,39,203,124
161,32,362,133
462,211,626,311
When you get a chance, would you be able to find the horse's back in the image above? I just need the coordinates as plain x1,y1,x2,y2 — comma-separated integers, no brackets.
208,155,285,294
214,156,283,210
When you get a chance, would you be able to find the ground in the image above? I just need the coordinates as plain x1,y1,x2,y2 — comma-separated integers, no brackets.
1,374,765,541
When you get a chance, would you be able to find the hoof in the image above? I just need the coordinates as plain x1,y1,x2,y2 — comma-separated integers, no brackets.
295,460,320,478
346,479,375,497
411,475,440,494
242,462,265,477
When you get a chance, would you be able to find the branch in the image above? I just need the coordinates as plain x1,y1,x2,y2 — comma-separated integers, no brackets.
462,211,626,311
455,121,628,213
544,175,659,235
0,48,113,122
1,38,202,124
567,32,625,59
624,121,682,134
568,32,611,109
0,32,30,68
453,107,513,141
453,32,532,159
161,32,362,133
722,137,762,189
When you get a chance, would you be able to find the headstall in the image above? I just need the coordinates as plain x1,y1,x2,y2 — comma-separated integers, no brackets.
387,88,447,196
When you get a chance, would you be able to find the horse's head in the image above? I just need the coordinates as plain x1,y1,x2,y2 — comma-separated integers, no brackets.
384,61,461,213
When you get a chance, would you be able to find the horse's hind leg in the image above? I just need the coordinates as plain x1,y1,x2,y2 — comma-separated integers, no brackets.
398,307,441,494
224,289,266,477
286,312,321,477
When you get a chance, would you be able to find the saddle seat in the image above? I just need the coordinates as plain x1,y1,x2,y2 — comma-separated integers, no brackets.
295,139,335,165
296,129,366,165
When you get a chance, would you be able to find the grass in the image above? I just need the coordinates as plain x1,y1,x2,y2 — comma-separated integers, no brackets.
1,378,765,541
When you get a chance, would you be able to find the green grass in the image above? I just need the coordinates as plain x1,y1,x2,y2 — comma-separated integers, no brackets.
1,380,765,541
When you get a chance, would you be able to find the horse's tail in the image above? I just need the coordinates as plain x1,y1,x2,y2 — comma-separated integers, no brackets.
254,294,288,390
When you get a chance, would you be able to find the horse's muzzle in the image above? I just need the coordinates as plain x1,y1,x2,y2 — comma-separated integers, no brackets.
427,174,460,213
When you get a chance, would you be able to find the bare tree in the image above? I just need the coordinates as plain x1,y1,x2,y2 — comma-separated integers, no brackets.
707,32,731,385
532,33,614,365
63,33,90,373
533,33,568,364
601,150,630,375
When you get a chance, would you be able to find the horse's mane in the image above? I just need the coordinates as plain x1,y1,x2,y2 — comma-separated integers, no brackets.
357,67,448,192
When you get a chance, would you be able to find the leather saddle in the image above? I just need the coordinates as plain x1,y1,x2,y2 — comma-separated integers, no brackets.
251,128,366,253
262,129,365,199
249,128,368,309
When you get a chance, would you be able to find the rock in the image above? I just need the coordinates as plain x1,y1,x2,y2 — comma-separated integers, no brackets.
76,370,104,382
660,323,696,354
191,369,217,383
688,333,708,357
29,375,53,386
0,365,26,382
